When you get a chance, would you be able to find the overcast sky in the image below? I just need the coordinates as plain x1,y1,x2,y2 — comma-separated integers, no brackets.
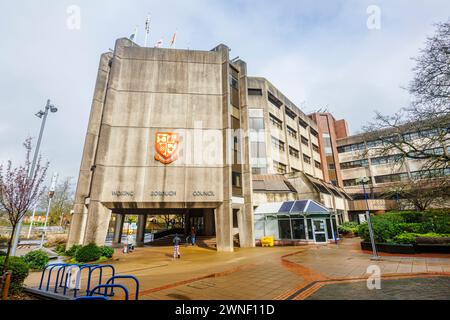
0,0,449,183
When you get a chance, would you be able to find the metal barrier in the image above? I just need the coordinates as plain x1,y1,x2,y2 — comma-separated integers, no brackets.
38,263,137,300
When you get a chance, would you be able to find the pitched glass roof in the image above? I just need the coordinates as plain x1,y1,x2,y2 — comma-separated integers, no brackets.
254,199,329,215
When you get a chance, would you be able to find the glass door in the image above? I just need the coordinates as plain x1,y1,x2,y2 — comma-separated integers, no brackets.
312,219,327,243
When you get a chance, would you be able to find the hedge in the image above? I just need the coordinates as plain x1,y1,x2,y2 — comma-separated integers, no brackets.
0,256,29,294
22,250,49,270
74,244,102,263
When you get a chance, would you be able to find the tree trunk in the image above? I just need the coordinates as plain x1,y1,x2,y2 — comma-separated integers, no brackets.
1,223,17,276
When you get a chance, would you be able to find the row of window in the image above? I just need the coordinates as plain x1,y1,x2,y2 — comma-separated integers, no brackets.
338,127,447,154
341,159,369,169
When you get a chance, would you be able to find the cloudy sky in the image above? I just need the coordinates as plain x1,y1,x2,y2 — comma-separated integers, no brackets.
0,0,449,182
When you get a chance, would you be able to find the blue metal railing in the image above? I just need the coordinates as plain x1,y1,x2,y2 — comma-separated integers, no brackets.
38,263,138,300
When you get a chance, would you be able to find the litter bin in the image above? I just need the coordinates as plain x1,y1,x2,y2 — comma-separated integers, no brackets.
261,236,274,247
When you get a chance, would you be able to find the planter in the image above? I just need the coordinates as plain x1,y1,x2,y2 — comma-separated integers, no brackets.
414,243,450,254
361,241,415,254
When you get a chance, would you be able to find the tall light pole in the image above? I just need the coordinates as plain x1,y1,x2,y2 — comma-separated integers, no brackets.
40,172,58,248
356,176,380,260
10,99,58,256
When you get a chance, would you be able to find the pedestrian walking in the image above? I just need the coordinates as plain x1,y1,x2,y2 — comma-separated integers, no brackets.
190,226,197,246
173,233,181,259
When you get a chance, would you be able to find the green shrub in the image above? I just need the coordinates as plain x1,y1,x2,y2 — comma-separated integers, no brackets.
357,216,402,243
75,244,102,263
55,244,66,255
22,250,49,270
65,244,82,257
398,222,425,234
99,246,114,258
338,222,359,235
393,233,418,244
0,256,29,294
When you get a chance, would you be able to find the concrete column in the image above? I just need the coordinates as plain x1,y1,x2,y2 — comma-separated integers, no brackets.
67,203,89,247
83,201,112,246
136,214,147,247
204,209,215,236
112,214,124,247
237,204,255,248
214,203,233,252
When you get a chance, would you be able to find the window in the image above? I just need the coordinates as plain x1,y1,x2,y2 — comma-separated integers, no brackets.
249,117,264,130
340,159,369,169
289,146,299,158
248,88,262,96
374,173,409,184
268,91,283,108
232,172,242,188
310,128,318,138
229,75,238,89
273,161,287,174
312,144,319,153
343,178,372,187
371,154,403,166
291,168,300,173
251,141,267,158
287,126,297,139
301,135,309,146
322,133,333,155
299,118,308,129
272,137,285,152
229,74,239,107
285,107,297,120
410,168,450,180
314,161,321,169
303,154,311,164
269,114,283,130
328,163,336,170
337,143,365,153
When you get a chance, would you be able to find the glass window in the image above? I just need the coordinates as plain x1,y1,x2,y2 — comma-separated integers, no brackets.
314,161,321,169
232,172,241,188
269,114,283,130
303,154,311,164
268,92,282,108
272,137,285,152
301,135,309,146
248,88,262,96
289,146,299,158
287,126,297,139
312,144,320,153
278,220,292,239
299,118,309,129
307,219,313,239
249,118,264,130
273,161,287,174
292,219,306,239
341,159,369,169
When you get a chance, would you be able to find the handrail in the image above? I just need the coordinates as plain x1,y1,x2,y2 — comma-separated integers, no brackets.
89,284,129,300
106,275,139,300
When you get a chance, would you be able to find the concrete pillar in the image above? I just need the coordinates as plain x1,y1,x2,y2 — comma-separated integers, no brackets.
214,203,233,252
204,209,215,236
83,201,112,246
112,214,124,247
136,214,147,247
237,203,255,248
67,203,88,247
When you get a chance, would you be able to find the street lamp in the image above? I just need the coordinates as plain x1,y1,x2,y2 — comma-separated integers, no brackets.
356,176,380,260
10,99,58,256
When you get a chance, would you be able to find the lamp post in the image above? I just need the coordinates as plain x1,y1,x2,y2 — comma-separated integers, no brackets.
356,176,380,260
40,172,58,248
10,99,58,256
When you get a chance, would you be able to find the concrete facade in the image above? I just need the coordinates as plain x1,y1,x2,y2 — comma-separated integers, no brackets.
67,39,254,251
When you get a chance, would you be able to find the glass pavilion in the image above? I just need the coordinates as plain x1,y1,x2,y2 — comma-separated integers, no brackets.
254,200,340,243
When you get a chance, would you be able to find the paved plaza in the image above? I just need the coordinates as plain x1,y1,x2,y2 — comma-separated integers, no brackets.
24,238,450,300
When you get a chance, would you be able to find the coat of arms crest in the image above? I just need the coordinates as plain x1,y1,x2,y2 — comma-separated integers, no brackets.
155,132,179,164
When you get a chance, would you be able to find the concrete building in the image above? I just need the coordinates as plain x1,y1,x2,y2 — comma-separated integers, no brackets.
67,39,254,252
335,126,449,220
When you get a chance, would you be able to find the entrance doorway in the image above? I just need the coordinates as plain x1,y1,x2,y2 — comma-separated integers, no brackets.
312,219,328,243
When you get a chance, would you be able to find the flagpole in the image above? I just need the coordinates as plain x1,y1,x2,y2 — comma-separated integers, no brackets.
144,15,150,47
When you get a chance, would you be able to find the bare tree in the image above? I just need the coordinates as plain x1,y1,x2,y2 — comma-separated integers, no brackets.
0,138,48,275
363,21,450,171
38,177,74,227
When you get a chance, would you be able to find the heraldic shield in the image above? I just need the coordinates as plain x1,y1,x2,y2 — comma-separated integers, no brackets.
155,132,180,164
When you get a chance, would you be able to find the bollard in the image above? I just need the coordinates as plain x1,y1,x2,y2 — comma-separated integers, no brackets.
1,271,11,300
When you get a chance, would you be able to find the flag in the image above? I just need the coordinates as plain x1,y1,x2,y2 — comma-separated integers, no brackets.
130,26,138,42
144,15,151,47
170,31,177,48
155,38,163,48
